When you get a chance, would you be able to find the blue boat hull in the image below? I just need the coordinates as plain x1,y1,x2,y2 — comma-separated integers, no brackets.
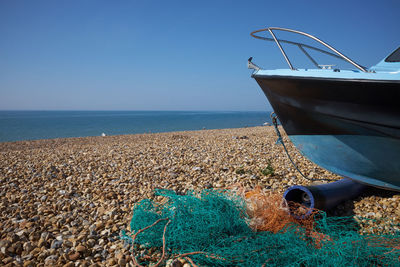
253,74,400,191
290,135,400,191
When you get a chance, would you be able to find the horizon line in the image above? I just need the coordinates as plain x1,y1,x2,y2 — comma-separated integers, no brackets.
0,109,271,112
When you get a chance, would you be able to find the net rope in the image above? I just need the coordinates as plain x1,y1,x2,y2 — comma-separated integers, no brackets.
121,188,400,266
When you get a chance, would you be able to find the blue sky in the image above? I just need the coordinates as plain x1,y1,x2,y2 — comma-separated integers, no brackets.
0,0,399,111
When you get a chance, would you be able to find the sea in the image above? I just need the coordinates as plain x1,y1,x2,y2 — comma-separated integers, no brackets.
0,111,272,143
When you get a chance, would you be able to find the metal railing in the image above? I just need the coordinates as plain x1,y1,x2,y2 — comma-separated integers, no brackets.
251,27,367,72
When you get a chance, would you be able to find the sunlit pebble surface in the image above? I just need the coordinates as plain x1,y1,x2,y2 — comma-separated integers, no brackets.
0,126,399,266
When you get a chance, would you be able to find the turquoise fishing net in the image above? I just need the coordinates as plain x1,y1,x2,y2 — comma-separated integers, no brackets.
122,189,400,266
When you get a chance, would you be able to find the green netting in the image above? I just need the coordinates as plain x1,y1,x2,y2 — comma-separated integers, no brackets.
122,189,400,266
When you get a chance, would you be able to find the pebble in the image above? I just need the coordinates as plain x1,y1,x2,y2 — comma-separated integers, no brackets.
76,244,87,253
68,251,80,261
23,260,34,267
0,126,399,266
118,257,126,266
37,238,47,248
50,239,63,249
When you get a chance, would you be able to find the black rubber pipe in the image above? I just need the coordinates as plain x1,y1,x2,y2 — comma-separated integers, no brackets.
283,178,367,217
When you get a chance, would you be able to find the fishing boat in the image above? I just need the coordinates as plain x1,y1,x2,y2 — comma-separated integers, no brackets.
249,27,400,191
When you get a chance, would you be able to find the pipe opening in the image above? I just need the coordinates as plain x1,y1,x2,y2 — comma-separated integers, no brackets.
283,186,315,218
284,188,314,208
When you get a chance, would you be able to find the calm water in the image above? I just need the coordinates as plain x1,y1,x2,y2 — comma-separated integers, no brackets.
0,111,272,142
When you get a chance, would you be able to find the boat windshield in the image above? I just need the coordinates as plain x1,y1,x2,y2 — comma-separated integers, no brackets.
385,47,400,62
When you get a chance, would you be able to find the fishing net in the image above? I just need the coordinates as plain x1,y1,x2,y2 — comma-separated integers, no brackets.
121,188,400,266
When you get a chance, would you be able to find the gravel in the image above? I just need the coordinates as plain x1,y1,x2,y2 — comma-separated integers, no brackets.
0,126,399,266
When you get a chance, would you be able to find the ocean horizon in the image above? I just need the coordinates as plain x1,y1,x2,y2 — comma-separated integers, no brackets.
0,110,272,143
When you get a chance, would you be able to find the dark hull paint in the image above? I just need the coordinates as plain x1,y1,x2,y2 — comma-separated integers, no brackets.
254,74,400,190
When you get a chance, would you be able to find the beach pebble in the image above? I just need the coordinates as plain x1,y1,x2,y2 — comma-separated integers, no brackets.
51,240,63,249
23,260,34,267
68,251,80,261
76,244,87,254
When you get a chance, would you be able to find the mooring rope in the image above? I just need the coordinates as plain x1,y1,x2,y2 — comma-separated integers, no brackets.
270,112,335,182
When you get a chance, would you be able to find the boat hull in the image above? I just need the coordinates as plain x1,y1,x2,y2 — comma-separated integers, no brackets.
254,74,400,191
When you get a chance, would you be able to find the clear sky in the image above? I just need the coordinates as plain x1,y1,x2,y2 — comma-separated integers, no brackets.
0,0,399,111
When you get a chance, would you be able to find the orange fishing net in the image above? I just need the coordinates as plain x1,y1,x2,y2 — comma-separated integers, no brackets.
243,186,335,248
243,186,316,232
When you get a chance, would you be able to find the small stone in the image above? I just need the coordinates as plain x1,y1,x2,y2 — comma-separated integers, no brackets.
80,260,89,267
100,229,109,236
171,259,183,267
63,240,73,247
29,232,40,242
204,183,212,189
166,259,173,267
51,239,63,249
118,257,126,266
16,230,26,237
23,242,34,253
8,233,19,243
38,238,47,248
76,244,86,253
68,252,80,261
40,232,50,241
12,241,23,255
31,247,41,256
3,257,13,264
115,252,124,260
214,183,223,188
107,258,117,265
24,260,35,267
94,222,104,230
44,255,58,264
86,239,95,248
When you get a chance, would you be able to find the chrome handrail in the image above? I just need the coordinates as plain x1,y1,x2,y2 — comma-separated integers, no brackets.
251,27,367,72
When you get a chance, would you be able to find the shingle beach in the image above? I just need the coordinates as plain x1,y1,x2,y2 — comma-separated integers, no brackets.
1,126,399,266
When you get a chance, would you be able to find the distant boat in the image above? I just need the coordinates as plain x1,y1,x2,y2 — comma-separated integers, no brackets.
249,27,400,191
101,133,107,137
